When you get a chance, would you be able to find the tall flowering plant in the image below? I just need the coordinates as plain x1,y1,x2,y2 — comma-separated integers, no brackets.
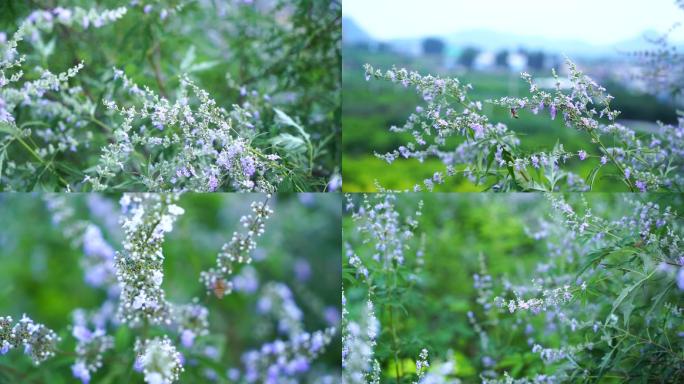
342,193,683,383
363,60,683,192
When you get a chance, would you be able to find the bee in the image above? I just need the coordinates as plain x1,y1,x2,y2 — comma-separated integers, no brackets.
510,108,519,119
213,279,227,298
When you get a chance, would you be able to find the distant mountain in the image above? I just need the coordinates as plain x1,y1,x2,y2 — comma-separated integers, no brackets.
438,29,660,58
342,17,374,45
342,17,667,58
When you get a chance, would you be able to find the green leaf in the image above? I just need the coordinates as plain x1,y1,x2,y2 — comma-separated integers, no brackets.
180,45,196,71
274,108,310,141
609,269,655,321
188,61,220,73
0,121,18,135
270,133,306,153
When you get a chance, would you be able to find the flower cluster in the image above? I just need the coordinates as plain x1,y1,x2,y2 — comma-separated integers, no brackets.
240,327,336,383
71,313,115,384
342,291,380,384
134,336,184,384
363,59,683,191
172,300,209,349
0,315,60,364
82,224,117,290
115,193,184,326
200,196,273,297
22,6,127,39
347,193,423,266
0,6,126,190
91,72,284,192
258,283,304,338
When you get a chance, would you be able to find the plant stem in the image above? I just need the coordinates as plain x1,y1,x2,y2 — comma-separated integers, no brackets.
15,136,69,187
591,131,635,191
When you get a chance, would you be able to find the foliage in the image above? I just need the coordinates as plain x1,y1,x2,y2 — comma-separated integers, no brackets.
0,0,340,192
343,193,684,383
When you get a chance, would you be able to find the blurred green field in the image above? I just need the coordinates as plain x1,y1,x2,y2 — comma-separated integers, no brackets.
0,193,341,383
342,46,678,192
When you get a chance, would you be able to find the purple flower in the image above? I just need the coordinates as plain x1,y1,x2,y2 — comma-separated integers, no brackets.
600,156,607,165
531,155,540,169
324,307,340,327
240,156,256,178
71,361,90,384
677,268,684,291
72,325,93,343
133,357,144,372
293,259,311,282
327,174,342,192
578,150,587,161
625,168,631,179
550,104,557,120
482,356,494,367
470,123,484,139
181,329,196,348
208,174,219,191
635,180,647,192
0,341,9,355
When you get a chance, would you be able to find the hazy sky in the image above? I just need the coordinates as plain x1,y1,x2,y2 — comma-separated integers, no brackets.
343,0,684,44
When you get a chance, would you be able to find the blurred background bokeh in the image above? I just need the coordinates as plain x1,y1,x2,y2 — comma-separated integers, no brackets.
342,0,683,191
0,193,341,383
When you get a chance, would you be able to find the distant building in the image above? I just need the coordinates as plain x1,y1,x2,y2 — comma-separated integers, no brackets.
507,52,527,72
473,51,496,71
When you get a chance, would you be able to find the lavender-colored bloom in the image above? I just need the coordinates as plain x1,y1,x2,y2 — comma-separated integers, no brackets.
71,361,91,384
636,180,647,192
531,155,540,169
324,307,340,327
578,150,587,161
241,156,256,178
482,356,494,367
181,329,196,348
72,325,93,343
470,123,484,139
550,104,557,120
327,174,342,192
293,259,311,282
600,156,608,165
677,268,684,291
208,174,219,191
0,97,14,123
0,341,9,355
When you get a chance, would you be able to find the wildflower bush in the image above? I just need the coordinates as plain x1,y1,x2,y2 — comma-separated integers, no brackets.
0,192,341,383
0,0,341,192
361,61,683,193
343,193,683,383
